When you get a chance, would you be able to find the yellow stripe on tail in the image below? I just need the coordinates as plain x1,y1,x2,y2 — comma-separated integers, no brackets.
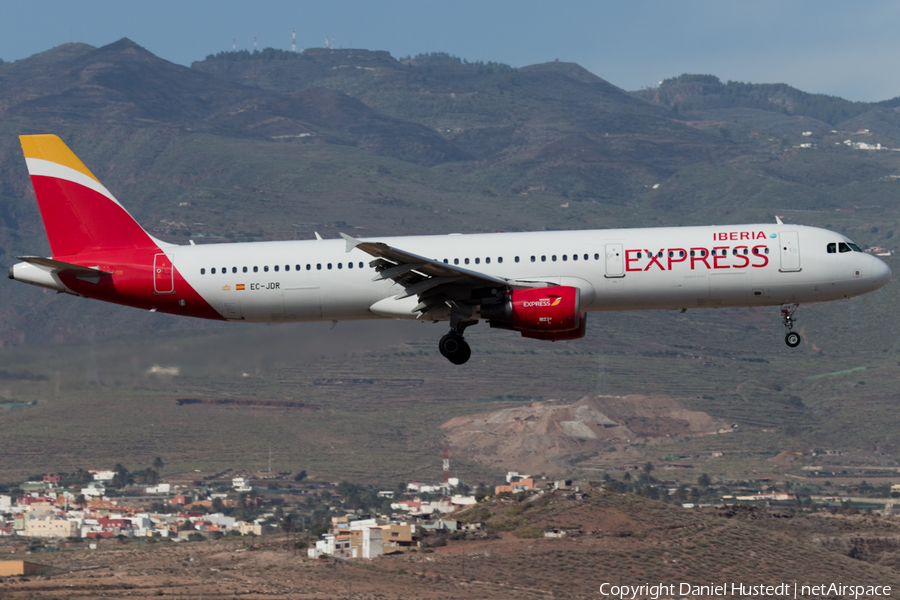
19,134,102,186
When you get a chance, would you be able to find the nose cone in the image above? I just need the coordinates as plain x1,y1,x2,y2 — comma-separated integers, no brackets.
871,256,892,290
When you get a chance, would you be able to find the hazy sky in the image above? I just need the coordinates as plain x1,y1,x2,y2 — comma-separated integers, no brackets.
2,0,900,102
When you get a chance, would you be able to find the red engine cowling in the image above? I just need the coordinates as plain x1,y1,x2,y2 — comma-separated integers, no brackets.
482,286,583,338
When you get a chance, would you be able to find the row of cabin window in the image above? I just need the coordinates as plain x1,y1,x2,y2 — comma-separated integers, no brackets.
442,253,602,265
199,247,775,275
635,247,770,259
200,262,366,275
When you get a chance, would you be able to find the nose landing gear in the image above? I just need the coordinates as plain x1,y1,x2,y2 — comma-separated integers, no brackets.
781,303,801,348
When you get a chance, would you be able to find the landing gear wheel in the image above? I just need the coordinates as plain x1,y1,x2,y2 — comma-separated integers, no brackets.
439,332,471,365
785,331,801,348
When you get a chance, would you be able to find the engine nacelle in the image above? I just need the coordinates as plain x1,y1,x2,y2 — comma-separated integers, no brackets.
482,286,582,335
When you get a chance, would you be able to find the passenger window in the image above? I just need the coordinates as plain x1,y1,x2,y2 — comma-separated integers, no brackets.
443,259,448,264
474,258,480,264
680,251,685,257
243,266,248,273
201,268,206,275
594,253,600,260
690,251,695,257
306,264,311,270
232,267,237,273
765,248,770,254
531,256,536,262
274,265,279,272
211,268,216,274
743,249,748,255
465,258,470,265
359,262,364,268
562,255,567,261
264,266,269,272
253,266,258,273
348,262,353,269
327,263,332,269
637,252,642,259
295,265,300,271
541,255,546,262
827,243,836,253
338,263,342,269
454,258,459,265
515,256,520,263
499,257,503,264
552,255,557,262
839,242,851,253
584,254,589,260
317,264,322,270
222,267,226,273
572,254,578,261
485,257,491,264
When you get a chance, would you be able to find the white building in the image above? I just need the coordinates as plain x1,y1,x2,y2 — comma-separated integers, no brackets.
82,482,106,498
92,471,115,481
232,477,252,492
360,526,383,559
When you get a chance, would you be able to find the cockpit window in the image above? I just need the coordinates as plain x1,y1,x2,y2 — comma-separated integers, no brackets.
848,243,862,252
838,242,852,253
827,243,836,254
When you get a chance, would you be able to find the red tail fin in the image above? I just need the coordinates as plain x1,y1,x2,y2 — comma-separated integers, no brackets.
19,135,168,257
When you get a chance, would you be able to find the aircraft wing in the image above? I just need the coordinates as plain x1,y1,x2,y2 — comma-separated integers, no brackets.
340,233,517,316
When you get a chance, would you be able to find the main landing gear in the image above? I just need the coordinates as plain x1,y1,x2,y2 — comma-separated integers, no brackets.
781,303,801,348
439,320,474,365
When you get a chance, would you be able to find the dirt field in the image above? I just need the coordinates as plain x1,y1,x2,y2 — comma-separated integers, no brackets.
6,492,900,599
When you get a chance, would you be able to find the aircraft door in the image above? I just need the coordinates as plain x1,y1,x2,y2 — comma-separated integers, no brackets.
154,253,174,294
604,243,624,278
779,231,801,272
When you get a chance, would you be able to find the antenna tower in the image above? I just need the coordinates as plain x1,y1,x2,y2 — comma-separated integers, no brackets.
292,28,297,53
232,38,236,52
254,36,258,53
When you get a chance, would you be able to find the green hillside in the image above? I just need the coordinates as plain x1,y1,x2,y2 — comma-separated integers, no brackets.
0,41,898,481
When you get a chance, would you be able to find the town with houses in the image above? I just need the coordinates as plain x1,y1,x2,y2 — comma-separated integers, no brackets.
2,453,900,567
0,464,591,562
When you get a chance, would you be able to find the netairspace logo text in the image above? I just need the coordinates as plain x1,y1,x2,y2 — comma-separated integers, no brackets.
599,582,892,599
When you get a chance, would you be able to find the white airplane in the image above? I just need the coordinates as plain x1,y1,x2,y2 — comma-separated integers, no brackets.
9,135,892,364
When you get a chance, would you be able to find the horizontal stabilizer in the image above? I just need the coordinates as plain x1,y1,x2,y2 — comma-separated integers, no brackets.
16,256,112,277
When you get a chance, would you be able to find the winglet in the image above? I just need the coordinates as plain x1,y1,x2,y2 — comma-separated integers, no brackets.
775,215,784,225
339,232,361,253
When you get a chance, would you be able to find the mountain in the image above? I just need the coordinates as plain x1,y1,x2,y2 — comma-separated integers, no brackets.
0,41,899,487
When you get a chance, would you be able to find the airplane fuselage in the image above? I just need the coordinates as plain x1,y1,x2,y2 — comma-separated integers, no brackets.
15,224,889,323
10,135,892,364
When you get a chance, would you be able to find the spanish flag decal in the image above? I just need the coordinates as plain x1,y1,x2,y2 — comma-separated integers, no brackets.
236,284,246,291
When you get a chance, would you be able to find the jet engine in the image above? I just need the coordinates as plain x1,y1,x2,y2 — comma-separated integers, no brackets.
481,286,586,340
